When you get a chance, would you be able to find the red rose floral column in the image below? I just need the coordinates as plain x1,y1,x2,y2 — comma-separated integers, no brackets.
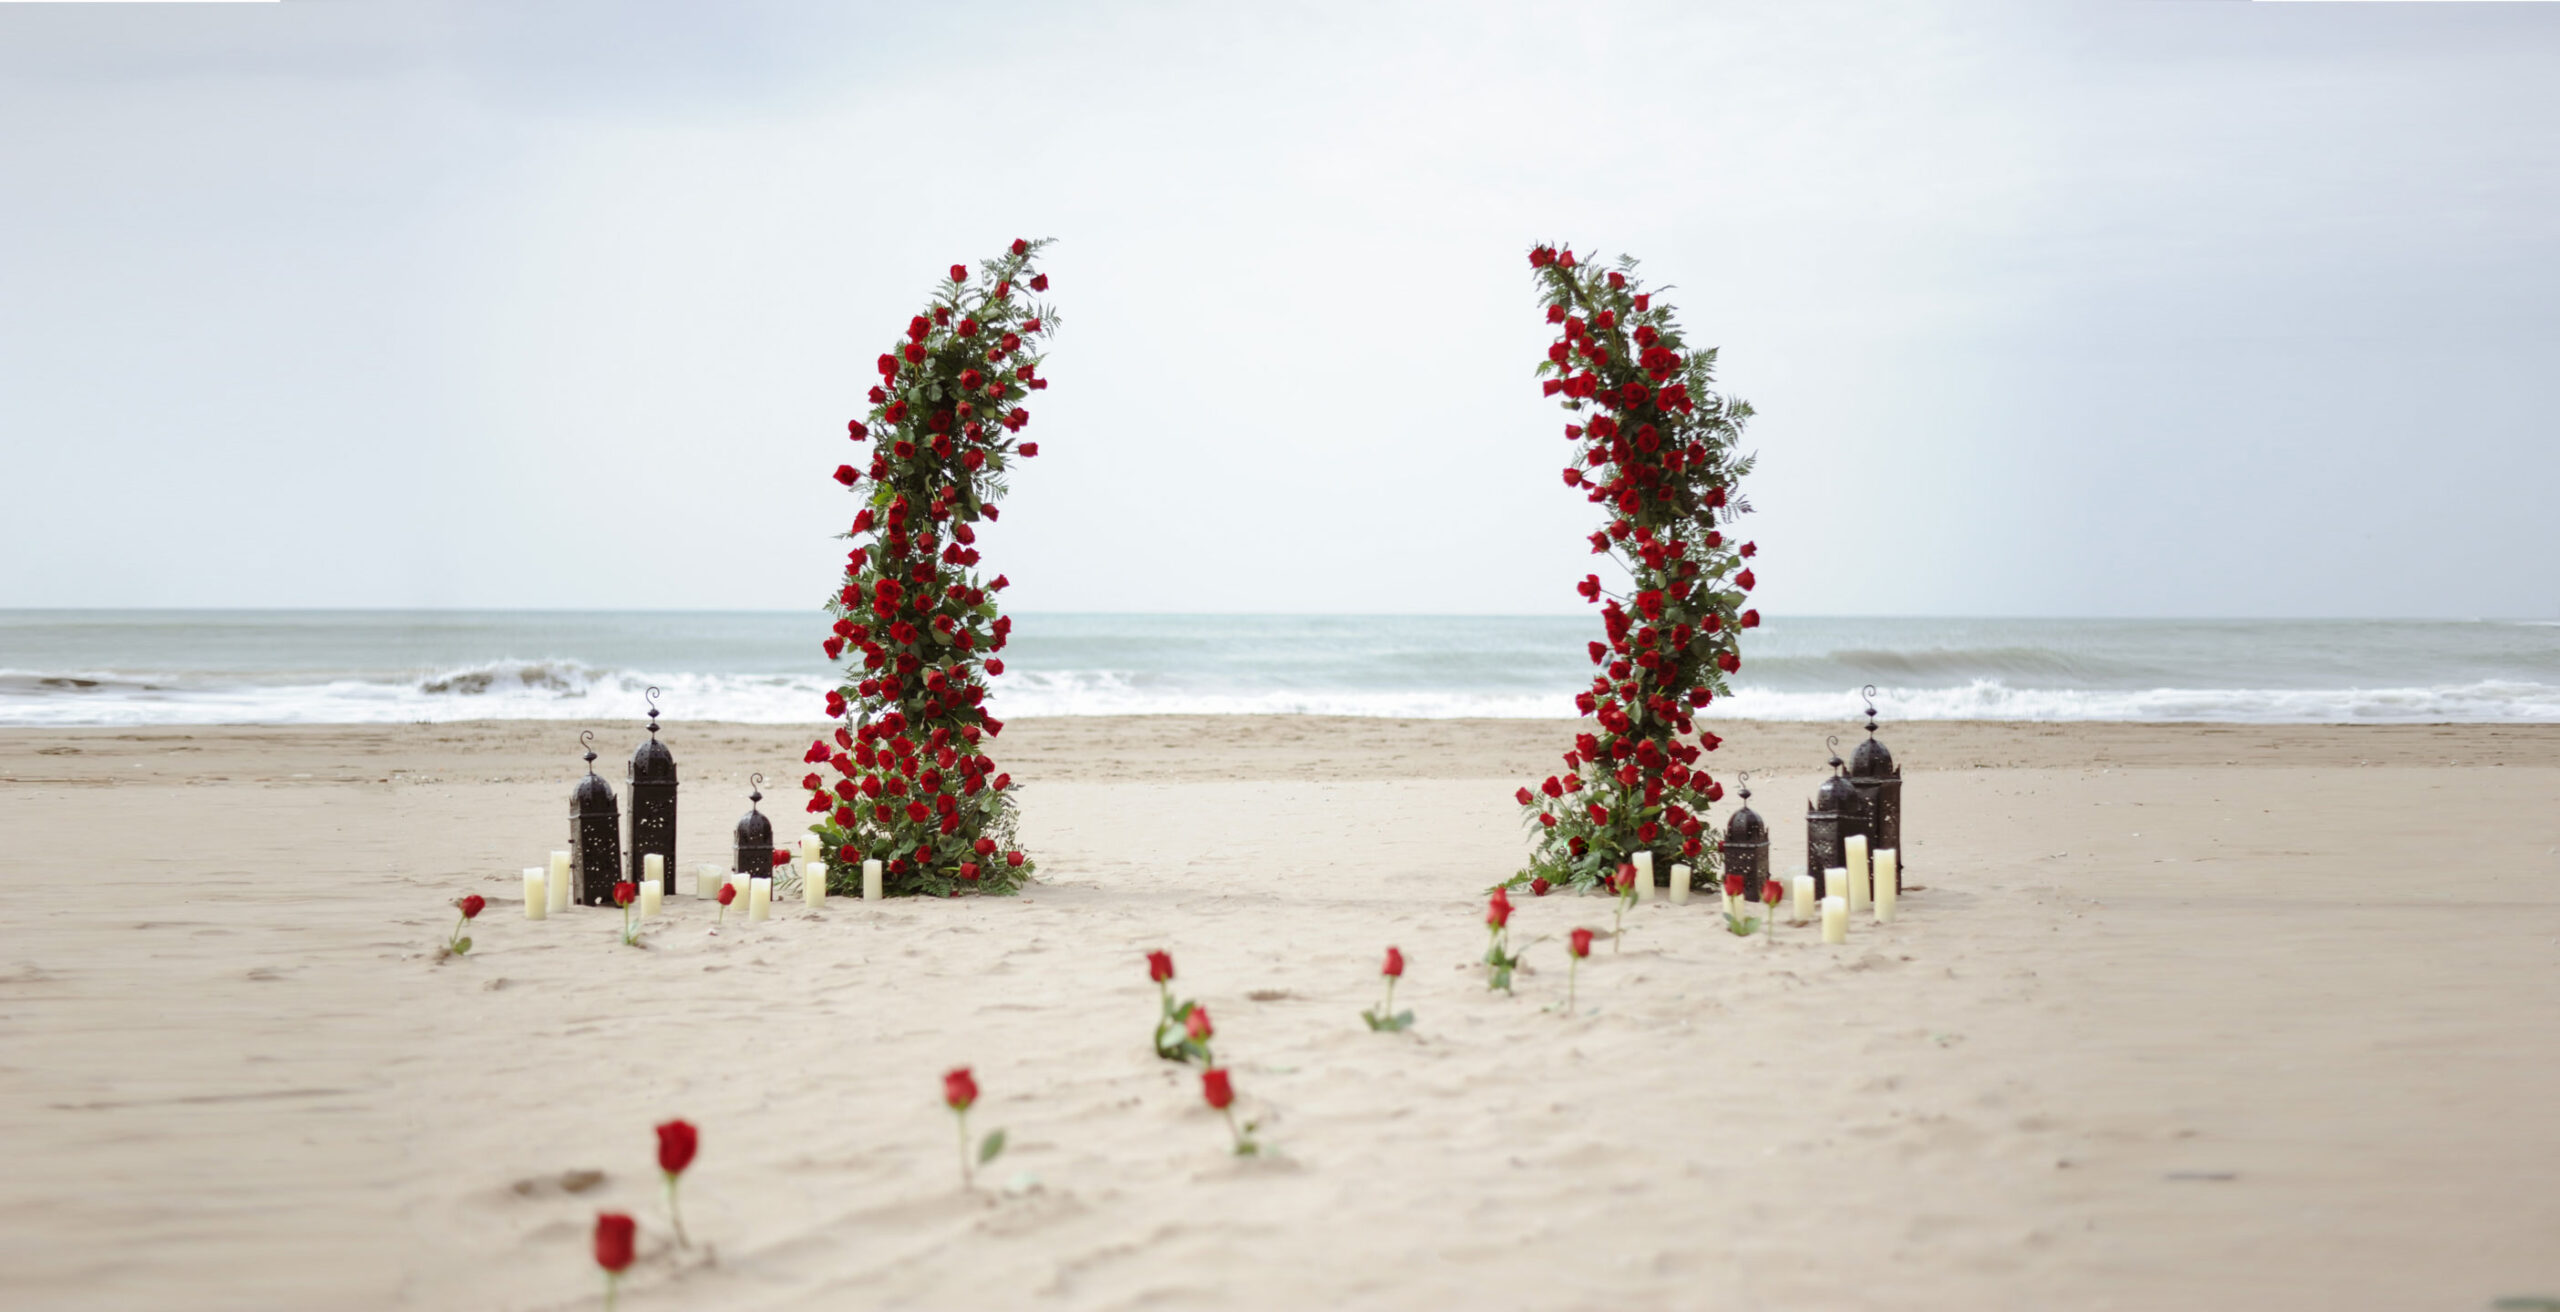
1513,243,1760,894
805,240,1058,897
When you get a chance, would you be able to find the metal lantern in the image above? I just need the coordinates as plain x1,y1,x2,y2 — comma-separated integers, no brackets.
733,773,774,882
1808,735,1856,900
1723,771,1770,903
569,730,624,906
627,687,678,887
1846,683,1903,892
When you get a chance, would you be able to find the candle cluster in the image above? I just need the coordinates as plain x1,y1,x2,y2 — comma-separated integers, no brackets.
1511,244,1762,895
803,241,1055,900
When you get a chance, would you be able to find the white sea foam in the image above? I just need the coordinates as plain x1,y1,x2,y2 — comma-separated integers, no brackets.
4,663,2556,726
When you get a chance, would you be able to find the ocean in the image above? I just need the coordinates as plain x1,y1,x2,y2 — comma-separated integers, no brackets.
1,611,2554,727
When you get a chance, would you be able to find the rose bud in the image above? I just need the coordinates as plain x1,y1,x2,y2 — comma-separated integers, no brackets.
1201,1068,1234,1110
655,1119,698,1176
1029,273,1049,291
1741,609,1761,629
1569,927,1593,959
1723,873,1745,899
834,465,859,485
1009,237,1030,256
717,883,737,907
1530,877,1552,897
1382,946,1404,978
458,894,485,920
593,1212,637,1274
1018,442,1039,457
958,861,980,881
1486,888,1513,929
1006,850,1025,867
613,882,637,907
1186,1005,1214,1042
949,263,968,282
1764,879,1784,906
943,1066,978,1111
1735,569,1755,591
1148,950,1175,983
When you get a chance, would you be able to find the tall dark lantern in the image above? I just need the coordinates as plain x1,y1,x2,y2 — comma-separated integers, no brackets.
1846,683,1903,892
569,730,624,906
1723,771,1770,903
1807,736,1856,900
627,686,678,887
733,773,775,881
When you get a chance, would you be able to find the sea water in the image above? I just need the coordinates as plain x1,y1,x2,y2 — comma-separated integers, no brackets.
1,611,2554,726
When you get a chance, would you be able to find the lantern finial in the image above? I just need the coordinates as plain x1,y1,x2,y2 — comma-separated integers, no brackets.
1862,683,1879,736
580,729,598,773
1736,769,1752,804
1825,733,1843,773
645,685,662,738
747,772,763,808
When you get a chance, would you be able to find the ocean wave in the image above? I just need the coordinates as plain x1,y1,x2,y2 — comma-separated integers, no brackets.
2,662,2556,726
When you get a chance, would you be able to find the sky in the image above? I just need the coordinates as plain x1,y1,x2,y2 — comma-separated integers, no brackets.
1,0,2554,619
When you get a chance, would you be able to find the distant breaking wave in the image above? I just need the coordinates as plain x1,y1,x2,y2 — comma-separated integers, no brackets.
3,662,2557,726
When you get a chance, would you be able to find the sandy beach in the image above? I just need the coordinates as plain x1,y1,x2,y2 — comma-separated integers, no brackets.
1,715,2555,1310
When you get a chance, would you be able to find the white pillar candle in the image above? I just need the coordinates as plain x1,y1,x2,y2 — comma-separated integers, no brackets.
1843,834,1870,913
797,835,821,869
862,858,883,902
1826,866,1849,907
639,873,663,918
523,867,548,920
643,853,665,897
803,859,826,907
1873,849,1898,922
1632,851,1654,903
1792,872,1815,921
730,870,752,906
1668,862,1691,905
1821,895,1848,944
695,864,720,897
547,851,572,913
747,876,771,921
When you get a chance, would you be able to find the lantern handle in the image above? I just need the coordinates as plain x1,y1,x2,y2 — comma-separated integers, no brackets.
644,685,662,716
1825,733,1843,770
579,728,598,771
747,772,763,807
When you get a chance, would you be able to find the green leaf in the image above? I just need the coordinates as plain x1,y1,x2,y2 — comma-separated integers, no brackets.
452,937,471,955
978,1129,1007,1164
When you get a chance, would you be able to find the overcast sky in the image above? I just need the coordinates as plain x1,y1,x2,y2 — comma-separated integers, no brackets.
2,1,2553,618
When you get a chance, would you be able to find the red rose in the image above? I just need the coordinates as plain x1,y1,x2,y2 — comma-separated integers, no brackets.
1148,949,1175,983
1741,609,1760,629
1029,273,1049,291
834,465,858,486
1201,1068,1234,1110
1739,541,1756,558
957,318,979,339
1487,887,1513,929
655,1119,698,1176
1515,786,1535,805
716,883,737,906
847,419,868,440
1723,873,1745,898
949,263,968,282
1764,879,1785,905
1018,442,1039,457
943,1066,978,1111
1186,1004,1213,1041
1717,651,1740,673
1009,237,1029,256
593,1212,636,1274
612,882,636,907
458,894,484,919
1569,927,1593,958
1736,569,1755,591
1005,850,1024,867
1382,946,1404,978
958,862,980,881
772,849,791,867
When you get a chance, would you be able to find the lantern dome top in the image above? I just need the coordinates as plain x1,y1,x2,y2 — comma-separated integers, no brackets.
631,689,676,783
572,730,619,814
1847,685,1895,778
734,772,773,849
1724,771,1766,840
1812,736,1857,812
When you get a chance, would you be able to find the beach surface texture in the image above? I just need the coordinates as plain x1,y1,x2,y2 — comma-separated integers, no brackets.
1,716,2554,1309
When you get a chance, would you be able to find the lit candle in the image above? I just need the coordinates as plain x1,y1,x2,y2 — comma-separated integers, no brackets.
1669,862,1691,906
1632,851,1654,903
1873,849,1898,923
803,860,826,907
1792,872,1815,922
1843,834,1870,913
643,853,665,899
639,871,663,919
522,867,547,920
747,876,771,922
1821,895,1847,944
862,858,883,902
547,851,572,914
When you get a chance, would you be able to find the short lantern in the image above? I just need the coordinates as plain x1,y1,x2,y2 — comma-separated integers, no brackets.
627,686,678,888
1846,683,1903,892
569,729,624,906
1723,770,1770,903
733,773,775,883
1807,735,1856,900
